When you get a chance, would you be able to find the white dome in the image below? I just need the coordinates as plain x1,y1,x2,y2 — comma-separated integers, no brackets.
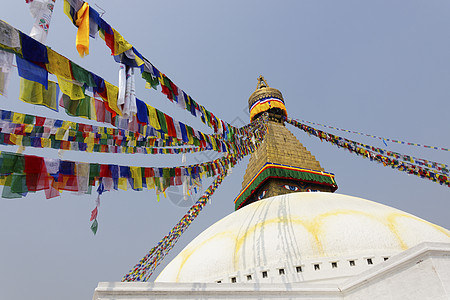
155,192,450,284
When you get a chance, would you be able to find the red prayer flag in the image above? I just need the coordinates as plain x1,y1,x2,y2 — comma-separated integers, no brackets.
90,206,98,221
164,114,177,138
99,164,111,177
35,116,46,126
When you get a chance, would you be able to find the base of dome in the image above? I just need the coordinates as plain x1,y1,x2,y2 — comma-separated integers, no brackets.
93,242,450,300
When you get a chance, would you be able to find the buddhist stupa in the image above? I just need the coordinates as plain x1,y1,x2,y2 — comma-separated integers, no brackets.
93,77,450,300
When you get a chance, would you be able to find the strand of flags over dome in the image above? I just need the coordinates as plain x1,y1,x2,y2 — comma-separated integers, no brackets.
285,118,450,187
61,0,237,138
296,118,450,152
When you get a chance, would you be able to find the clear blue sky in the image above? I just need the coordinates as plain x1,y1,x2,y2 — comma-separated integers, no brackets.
0,1,449,299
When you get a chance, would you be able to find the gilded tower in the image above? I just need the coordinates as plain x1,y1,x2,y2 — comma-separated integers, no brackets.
234,76,337,210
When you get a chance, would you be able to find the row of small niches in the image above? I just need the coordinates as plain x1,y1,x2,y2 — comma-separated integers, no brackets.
216,256,390,283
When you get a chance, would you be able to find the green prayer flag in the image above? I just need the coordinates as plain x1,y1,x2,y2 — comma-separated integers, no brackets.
76,95,91,118
141,71,159,90
0,153,24,174
89,163,100,180
23,114,34,124
2,175,25,198
90,219,98,235
156,110,168,135
10,174,27,194
71,62,96,87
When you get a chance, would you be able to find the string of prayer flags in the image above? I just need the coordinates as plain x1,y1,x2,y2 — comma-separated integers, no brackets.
122,169,229,282
0,25,241,152
0,149,243,200
297,118,450,152
286,118,450,187
289,118,449,175
121,114,269,281
0,107,255,156
61,2,237,139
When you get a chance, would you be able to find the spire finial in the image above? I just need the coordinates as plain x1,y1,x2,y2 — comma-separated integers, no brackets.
256,75,269,90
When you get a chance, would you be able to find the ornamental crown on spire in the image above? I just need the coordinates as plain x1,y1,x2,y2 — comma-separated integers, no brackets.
248,76,287,122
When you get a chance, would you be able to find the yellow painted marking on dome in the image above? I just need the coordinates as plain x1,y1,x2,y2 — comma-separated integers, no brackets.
173,231,236,282
386,214,408,250
233,209,410,269
233,217,325,270
387,212,450,239
313,209,409,250
168,205,450,282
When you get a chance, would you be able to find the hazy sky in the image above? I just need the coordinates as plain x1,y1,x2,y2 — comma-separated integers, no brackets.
1,1,449,299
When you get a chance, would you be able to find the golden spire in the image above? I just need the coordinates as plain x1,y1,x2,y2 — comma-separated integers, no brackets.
234,77,337,210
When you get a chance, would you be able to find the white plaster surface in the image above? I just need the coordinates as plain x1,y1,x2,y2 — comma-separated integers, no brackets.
155,192,450,284
93,242,450,300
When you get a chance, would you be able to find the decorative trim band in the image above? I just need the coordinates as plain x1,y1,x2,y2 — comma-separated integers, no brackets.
234,163,337,210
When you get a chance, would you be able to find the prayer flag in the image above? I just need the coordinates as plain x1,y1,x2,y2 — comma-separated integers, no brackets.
75,2,90,57
16,55,48,89
47,48,72,80
19,78,58,111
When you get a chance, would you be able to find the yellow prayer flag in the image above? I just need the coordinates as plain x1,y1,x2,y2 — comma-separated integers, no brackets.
41,138,50,148
130,167,143,189
46,48,72,80
19,78,58,111
9,134,17,145
146,177,155,190
15,135,23,146
57,76,85,100
104,81,122,115
63,0,72,21
61,121,70,130
55,128,66,140
90,97,97,120
147,104,161,130
24,124,34,133
68,121,76,130
134,55,144,67
75,2,90,57
118,178,128,191
112,28,132,55
12,112,25,124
